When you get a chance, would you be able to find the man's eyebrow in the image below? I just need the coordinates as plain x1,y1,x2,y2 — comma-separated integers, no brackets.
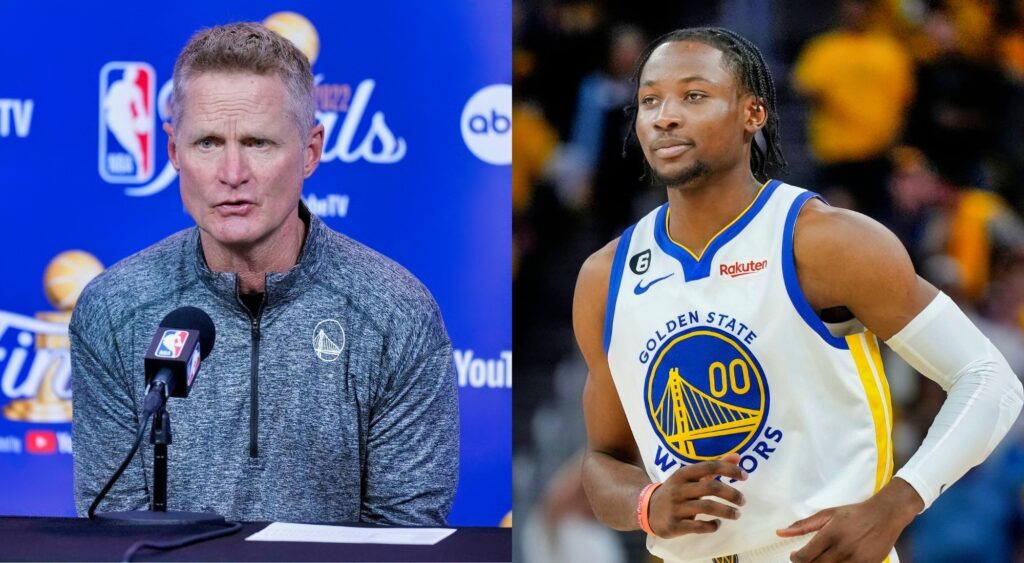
187,130,218,140
641,75,716,87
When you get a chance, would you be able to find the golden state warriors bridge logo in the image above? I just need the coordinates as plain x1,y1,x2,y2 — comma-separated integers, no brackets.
645,326,769,462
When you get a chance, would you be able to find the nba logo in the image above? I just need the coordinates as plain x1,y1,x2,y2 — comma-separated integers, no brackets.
155,330,189,359
99,62,156,183
186,346,201,386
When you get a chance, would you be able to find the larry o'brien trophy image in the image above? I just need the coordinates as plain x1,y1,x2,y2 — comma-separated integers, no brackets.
2,251,104,426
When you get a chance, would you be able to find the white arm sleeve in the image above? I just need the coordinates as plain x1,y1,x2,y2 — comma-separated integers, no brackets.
885,292,1024,510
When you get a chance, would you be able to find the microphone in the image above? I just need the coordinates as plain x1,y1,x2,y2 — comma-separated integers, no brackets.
91,305,224,526
142,306,216,415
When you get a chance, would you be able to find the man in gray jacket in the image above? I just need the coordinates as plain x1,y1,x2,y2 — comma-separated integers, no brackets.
70,22,458,525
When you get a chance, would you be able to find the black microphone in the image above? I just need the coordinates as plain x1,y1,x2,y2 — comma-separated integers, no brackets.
142,306,216,415
91,305,224,526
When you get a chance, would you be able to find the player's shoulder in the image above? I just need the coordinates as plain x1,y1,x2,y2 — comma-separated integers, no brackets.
793,197,912,280
576,203,661,301
580,237,619,277
795,198,900,250
576,237,621,298
572,236,623,354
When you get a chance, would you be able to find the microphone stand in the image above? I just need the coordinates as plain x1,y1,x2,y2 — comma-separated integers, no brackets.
95,405,224,526
152,407,170,512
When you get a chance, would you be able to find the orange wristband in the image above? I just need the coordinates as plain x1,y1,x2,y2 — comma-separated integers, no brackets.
636,482,661,536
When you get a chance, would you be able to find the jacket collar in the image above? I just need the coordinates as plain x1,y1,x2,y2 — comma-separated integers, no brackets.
191,202,327,312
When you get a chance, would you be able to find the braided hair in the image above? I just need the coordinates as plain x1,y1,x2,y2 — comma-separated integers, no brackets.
625,27,787,183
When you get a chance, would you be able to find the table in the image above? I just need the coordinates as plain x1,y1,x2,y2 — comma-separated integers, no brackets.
0,517,511,562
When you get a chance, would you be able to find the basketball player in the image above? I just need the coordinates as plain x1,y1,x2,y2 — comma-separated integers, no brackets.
573,28,1023,563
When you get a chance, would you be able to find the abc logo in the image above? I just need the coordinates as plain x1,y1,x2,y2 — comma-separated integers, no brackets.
461,84,511,165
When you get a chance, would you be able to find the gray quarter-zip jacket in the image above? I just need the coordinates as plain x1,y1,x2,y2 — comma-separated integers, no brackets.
70,208,458,524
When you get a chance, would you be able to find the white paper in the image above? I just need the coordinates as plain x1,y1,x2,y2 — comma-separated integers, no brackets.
245,522,456,545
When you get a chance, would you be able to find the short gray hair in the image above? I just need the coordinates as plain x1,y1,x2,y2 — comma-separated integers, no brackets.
171,22,315,135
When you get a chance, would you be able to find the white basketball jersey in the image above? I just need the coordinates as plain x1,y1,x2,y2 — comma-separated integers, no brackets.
604,180,894,562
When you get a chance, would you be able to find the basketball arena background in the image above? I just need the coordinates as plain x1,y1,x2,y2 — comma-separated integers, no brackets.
0,3,510,525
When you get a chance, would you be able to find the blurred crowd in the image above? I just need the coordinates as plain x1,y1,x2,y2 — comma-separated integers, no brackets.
513,1,1024,561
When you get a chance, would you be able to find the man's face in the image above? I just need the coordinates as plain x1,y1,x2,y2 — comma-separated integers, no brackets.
165,72,323,251
635,40,753,188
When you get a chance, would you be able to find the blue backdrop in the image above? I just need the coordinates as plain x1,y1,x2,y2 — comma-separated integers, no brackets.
0,2,511,526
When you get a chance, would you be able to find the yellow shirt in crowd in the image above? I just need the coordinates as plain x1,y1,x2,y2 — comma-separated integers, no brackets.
793,31,914,164
948,189,1007,301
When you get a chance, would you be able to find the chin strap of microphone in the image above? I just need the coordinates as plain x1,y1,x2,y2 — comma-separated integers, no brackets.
87,409,155,520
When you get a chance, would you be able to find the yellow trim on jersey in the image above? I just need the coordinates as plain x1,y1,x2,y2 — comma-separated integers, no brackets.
865,334,895,485
847,333,895,492
665,179,771,260
868,335,892,477
868,335,892,489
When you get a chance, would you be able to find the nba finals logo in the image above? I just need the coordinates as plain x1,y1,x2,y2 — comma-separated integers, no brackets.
264,11,407,166
155,330,189,359
645,326,769,462
99,62,155,184
1,251,105,424
96,12,404,203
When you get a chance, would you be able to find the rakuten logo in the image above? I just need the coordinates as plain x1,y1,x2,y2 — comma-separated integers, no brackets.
720,259,768,278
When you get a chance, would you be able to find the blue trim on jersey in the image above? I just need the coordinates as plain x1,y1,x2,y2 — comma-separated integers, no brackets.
782,191,850,350
653,179,781,282
604,224,636,352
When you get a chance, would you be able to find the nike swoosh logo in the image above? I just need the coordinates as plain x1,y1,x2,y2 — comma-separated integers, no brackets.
634,273,674,295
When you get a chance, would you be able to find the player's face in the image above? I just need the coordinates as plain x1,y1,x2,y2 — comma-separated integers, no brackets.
165,71,323,252
635,41,751,188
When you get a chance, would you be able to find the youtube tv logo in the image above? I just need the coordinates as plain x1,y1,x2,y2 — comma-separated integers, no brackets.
25,430,57,455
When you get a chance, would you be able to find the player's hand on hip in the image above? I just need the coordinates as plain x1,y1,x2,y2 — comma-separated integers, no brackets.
776,502,902,562
776,478,921,562
648,452,747,538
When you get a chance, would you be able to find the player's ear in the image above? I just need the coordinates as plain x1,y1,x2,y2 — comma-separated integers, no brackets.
163,122,180,171
744,95,767,134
